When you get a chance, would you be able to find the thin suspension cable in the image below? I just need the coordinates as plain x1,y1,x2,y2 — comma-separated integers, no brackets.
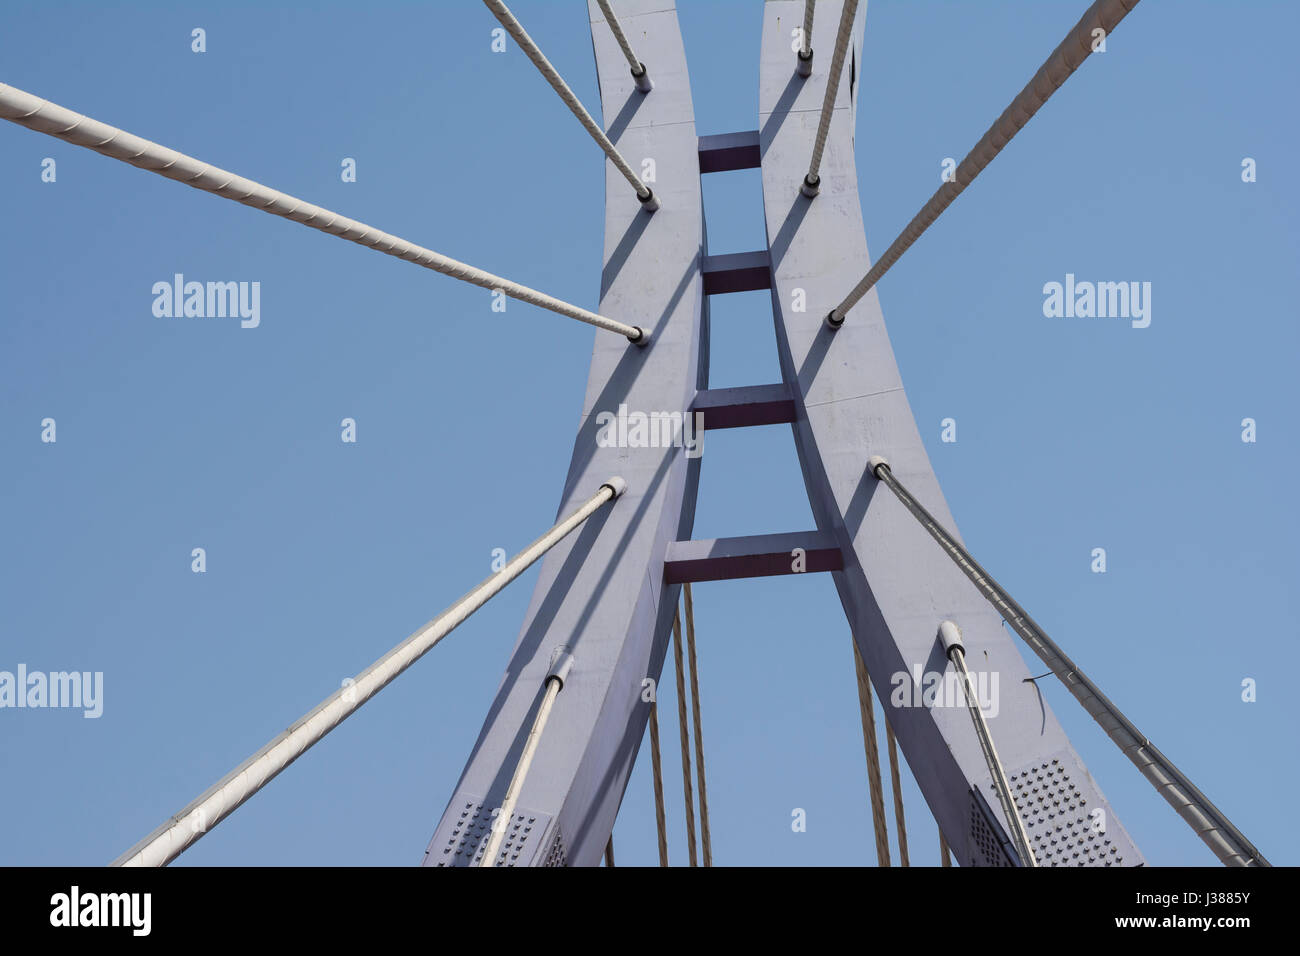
939,830,952,867
940,620,1038,867
796,0,816,76
827,0,1142,325
884,717,910,866
670,609,699,866
0,84,647,345
111,478,627,867
479,670,566,867
681,584,713,866
867,456,1270,867
801,0,859,197
483,0,658,210
648,701,669,867
595,0,653,91
851,641,892,866
604,837,615,867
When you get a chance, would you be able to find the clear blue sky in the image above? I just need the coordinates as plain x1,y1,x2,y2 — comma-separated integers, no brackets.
1,0,1295,867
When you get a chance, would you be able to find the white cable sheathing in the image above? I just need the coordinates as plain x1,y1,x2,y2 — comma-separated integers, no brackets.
831,0,1141,319
478,677,563,867
872,460,1268,867
596,0,648,77
0,83,645,342
112,480,624,867
945,627,1039,867
804,0,859,189
485,0,653,201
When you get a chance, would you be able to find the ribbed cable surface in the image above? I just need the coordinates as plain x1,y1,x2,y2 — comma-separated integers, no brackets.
801,0,816,56
833,0,1142,317
873,461,1269,867
884,718,910,866
478,676,563,866
670,610,699,866
648,702,669,866
950,639,1038,866
682,583,713,866
853,641,892,866
485,0,650,199
0,83,643,341
806,0,859,184
596,0,646,75
113,481,622,867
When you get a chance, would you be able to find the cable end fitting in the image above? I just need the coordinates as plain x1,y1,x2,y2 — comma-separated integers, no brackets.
867,454,890,479
938,620,964,660
632,63,653,94
626,325,649,347
825,307,845,330
801,173,821,198
546,646,575,690
796,48,813,78
638,187,660,213
600,476,629,500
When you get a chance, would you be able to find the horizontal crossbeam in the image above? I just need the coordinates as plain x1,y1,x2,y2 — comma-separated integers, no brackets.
698,130,761,173
691,384,795,430
664,530,841,583
702,251,772,295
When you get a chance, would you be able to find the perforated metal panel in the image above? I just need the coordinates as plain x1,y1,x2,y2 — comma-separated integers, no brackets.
969,788,1018,867
542,829,568,868
422,797,554,867
1003,750,1136,867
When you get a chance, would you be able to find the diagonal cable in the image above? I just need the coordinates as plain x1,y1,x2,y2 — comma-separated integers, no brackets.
828,0,1141,325
0,83,647,343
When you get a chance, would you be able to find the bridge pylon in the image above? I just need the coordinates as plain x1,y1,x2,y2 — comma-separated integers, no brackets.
423,0,1143,868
